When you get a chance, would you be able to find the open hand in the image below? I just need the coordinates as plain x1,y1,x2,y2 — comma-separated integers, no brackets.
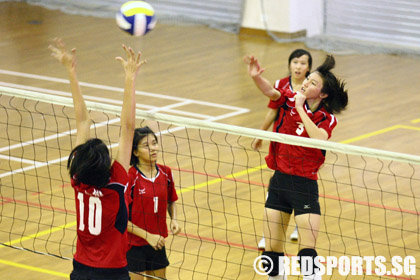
115,44,146,78
244,55,265,78
48,38,76,71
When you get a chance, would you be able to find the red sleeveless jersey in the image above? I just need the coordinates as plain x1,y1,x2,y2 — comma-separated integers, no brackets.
71,160,129,268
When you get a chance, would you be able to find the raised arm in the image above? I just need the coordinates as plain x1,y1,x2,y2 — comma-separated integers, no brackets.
244,55,281,100
49,38,90,146
115,45,146,171
251,108,278,150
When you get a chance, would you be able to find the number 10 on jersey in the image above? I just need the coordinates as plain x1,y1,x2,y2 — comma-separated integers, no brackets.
77,192,102,236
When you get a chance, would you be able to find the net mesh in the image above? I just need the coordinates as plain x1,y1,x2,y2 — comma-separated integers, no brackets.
1,86,419,279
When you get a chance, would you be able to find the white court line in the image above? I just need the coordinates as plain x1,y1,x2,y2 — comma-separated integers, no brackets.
0,69,250,112
0,154,43,165
0,96,200,154
0,82,212,119
204,109,250,122
0,118,120,153
0,69,250,178
0,155,67,179
0,125,184,179
147,100,192,113
0,127,161,179
2,98,203,154
0,111,249,178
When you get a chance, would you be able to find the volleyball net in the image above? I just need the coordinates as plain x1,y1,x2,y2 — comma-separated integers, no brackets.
0,85,419,279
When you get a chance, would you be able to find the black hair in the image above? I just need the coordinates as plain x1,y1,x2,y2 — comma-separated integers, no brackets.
130,126,158,166
288,49,313,77
315,55,348,114
67,138,111,188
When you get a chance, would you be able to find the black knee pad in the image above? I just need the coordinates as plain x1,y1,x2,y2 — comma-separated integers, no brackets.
298,248,318,275
261,251,285,276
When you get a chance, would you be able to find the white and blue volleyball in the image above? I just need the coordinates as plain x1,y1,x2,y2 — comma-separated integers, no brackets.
116,1,156,36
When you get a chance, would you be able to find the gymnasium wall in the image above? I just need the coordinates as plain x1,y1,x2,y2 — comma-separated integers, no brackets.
11,0,420,53
241,0,323,37
324,0,420,48
21,0,245,33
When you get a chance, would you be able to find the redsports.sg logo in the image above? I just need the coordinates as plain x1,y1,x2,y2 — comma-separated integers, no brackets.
254,255,416,276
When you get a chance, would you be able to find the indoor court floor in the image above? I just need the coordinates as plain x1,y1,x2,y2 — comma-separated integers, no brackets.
1,2,420,280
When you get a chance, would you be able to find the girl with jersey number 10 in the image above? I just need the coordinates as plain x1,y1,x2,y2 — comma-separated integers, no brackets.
49,38,145,280
245,54,348,280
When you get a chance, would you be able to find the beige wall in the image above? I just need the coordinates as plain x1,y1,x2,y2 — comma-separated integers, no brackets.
241,0,323,37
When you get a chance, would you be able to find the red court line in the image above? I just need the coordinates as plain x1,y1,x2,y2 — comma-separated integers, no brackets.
31,183,70,196
176,233,414,280
178,232,258,251
173,167,420,216
173,167,264,186
0,197,75,215
321,194,420,215
2,198,415,279
31,191,45,196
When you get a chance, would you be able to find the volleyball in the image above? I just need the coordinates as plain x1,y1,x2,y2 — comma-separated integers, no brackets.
116,1,156,36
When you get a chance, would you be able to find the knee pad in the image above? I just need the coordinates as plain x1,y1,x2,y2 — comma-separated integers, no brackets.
298,248,318,275
261,251,285,276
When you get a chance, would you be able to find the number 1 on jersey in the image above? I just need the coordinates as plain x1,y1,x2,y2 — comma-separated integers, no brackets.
153,196,158,213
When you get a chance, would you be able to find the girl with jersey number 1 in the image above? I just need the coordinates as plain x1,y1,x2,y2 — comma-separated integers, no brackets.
126,126,181,280
49,39,145,280
245,49,313,248
246,54,348,280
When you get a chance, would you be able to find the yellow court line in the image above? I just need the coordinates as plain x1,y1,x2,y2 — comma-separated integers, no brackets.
340,124,420,144
180,121,420,193
179,177,223,194
0,259,68,278
3,221,76,246
399,125,420,131
339,125,401,144
229,165,267,177
0,222,76,277
3,123,416,246
179,164,266,194
3,122,418,276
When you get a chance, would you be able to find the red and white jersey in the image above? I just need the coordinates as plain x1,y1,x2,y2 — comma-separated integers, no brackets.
274,76,292,93
266,88,337,180
127,164,178,247
72,160,129,268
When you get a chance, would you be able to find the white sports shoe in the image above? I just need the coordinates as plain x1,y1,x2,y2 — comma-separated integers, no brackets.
258,237,266,249
290,226,298,241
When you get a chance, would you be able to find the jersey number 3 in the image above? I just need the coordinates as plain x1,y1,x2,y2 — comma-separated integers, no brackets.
296,122,305,135
77,192,102,235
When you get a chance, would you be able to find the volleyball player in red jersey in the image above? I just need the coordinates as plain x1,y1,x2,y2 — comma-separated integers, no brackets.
126,126,180,280
247,54,348,280
245,49,313,247
246,49,312,153
49,38,145,280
